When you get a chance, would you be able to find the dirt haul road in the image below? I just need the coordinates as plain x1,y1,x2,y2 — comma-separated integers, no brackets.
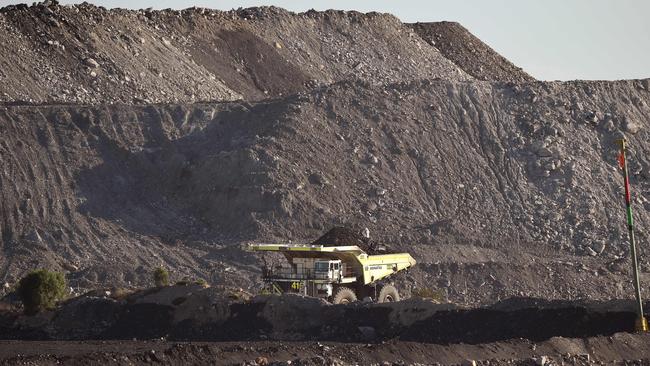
3,334,650,365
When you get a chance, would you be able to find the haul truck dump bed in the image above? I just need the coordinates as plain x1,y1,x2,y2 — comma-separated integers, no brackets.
247,243,416,304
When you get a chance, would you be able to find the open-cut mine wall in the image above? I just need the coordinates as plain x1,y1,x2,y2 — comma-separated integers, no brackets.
2,78,650,304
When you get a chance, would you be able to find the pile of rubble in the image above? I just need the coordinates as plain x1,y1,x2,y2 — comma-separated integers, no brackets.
410,21,534,83
0,2,472,104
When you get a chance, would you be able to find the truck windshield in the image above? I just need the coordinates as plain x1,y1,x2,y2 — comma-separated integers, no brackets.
314,262,329,272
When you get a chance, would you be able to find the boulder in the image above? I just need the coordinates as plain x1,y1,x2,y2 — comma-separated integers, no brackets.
131,284,206,307
591,241,606,254
534,356,550,366
257,294,328,339
374,297,457,327
49,296,120,339
83,57,100,68
357,326,376,340
172,287,233,324
624,118,642,134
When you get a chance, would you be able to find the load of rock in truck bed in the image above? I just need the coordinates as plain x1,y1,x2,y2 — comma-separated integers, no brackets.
311,227,394,255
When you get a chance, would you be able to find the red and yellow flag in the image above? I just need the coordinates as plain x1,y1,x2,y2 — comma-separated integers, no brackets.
619,151,626,169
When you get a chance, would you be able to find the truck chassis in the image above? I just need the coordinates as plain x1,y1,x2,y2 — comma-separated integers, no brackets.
248,243,416,304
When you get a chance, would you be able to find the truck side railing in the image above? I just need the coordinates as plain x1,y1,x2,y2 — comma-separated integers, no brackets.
262,267,357,281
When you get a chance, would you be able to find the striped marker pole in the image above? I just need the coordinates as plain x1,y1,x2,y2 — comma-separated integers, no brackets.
618,138,648,332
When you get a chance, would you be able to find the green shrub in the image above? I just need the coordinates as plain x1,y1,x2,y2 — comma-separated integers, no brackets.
194,279,208,286
153,267,169,287
17,269,67,315
411,287,446,303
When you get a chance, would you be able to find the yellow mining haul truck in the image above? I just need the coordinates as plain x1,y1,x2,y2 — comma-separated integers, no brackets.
247,243,416,304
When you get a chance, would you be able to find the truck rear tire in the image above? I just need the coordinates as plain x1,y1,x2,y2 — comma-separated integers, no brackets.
378,284,400,303
333,287,357,304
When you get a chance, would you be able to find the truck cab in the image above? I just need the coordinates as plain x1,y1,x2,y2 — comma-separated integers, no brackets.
314,259,342,281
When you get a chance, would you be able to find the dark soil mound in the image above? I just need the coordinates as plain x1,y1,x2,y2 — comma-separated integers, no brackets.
401,306,636,344
311,227,390,254
409,21,535,82
312,227,367,247
0,292,645,344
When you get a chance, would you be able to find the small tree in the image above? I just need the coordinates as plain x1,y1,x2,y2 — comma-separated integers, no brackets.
17,269,67,315
153,267,169,287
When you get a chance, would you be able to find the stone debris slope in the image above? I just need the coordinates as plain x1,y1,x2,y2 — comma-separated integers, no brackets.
2,78,650,304
0,3,471,104
410,21,534,83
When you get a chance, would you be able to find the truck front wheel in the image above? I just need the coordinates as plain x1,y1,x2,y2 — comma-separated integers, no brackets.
332,287,357,304
378,284,400,303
